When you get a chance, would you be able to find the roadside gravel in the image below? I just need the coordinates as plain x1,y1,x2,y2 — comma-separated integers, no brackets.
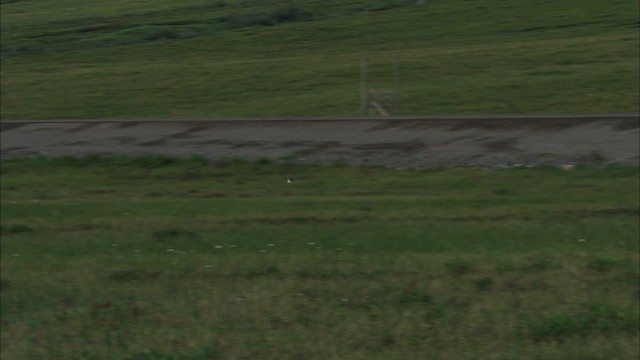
2,115,638,168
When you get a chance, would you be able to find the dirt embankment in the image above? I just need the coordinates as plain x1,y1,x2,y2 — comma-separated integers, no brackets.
1,115,638,167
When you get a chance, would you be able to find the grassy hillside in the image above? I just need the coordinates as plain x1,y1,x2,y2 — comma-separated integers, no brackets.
1,0,638,119
1,157,638,359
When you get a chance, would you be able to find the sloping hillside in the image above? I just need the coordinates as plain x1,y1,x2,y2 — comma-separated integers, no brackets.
1,0,638,119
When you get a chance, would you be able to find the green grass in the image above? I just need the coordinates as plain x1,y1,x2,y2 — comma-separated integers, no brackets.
1,156,638,359
1,0,638,119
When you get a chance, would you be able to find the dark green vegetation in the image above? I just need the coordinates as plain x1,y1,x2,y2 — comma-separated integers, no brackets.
1,0,638,119
1,156,638,359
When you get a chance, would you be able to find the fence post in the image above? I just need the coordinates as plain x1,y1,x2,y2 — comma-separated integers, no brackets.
360,58,368,116
393,56,402,115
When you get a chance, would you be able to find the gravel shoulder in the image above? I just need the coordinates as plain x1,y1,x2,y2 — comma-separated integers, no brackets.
2,115,638,168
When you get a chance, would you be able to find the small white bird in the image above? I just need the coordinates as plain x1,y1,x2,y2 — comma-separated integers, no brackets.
287,178,295,184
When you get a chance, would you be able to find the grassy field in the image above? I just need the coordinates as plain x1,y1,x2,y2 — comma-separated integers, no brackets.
1,0,638,119
1,156,638,359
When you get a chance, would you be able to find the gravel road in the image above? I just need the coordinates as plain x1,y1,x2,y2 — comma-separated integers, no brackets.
1,114,638,168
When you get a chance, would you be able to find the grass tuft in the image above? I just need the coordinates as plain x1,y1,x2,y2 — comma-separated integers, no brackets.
0,223,33,235
473,276,494,290
586,257,619,272
444,258,475,276
107,268,161,282
152,229,198,243
521,303,639,342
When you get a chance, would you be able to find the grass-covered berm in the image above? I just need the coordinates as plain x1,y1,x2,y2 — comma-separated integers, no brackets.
0,156,638,359
1,0,638,119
